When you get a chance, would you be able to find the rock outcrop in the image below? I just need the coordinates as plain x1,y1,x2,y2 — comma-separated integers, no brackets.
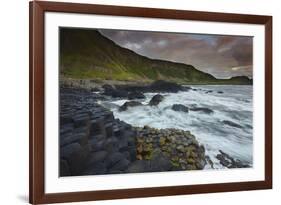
149,94,164,106
216,150,250,168
134,126,206,171
60,87,137,176
60,87,206,176
171,104,189,113
119,101,143,112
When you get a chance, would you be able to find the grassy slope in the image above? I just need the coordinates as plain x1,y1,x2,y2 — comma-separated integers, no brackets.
60,28,251,85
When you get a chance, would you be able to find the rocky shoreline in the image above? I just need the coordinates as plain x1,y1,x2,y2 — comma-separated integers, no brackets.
60,79,250,176
59,85,208,176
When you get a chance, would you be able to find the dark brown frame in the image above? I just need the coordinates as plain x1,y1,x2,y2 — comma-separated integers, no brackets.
29,1,272,204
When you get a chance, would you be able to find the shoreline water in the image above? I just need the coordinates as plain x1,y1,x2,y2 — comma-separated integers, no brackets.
59,80,252,176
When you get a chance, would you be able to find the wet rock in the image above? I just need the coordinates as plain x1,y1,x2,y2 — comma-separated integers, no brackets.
110,159,130,171
217,91,224,94
149,80,184,93
150,149,172,171
149,94,164,106
60,143,91,175
89,138,105,152
128,91,145,100
119,101,143,111
105,152,126,168
104,136,119,153
87,151,108,165
103,84,128,98
171,104,189,113
60,132,89,147
205,155,214,169
60,159,71,176
216,150,250,168
127,160,151,173
82,162,107,175
60,114,73,125
222,120,243,128
190,107,213,114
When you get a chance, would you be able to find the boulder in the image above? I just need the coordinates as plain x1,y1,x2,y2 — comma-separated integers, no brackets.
119,101,143,111
190,107,213,114
216,150,250,168
171,104,189,113
149,94,164,106
222,120,243,128
103,84,128,98
149,80,184,93
128,91,145,100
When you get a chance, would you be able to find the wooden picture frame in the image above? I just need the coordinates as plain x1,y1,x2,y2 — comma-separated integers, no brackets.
29,1,272,204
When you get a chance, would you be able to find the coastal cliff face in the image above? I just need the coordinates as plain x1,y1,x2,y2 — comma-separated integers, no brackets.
59,87,206,176
59,28,252,85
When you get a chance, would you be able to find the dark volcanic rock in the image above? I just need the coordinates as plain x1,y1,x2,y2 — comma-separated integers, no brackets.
60,159,71,176
149,80,184,93
222,120,243,128
128,91,145,100
149,94,164,106
127,160,151,173
117,80,187,93
150,149,173,171
216,150,250,168
171,104,189,113
119,101,143,111
105,152,126,168
190,107,213,114
135,126,206,171
87,151,108,165
109,159,130,172
103,84,128,98
205,156,214,169
59,86,206,176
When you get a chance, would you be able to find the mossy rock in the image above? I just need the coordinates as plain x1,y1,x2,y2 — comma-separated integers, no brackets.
187,158,196,164
159,136,166,146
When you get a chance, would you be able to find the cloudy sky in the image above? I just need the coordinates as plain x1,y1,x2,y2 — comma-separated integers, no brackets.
99,29,253,79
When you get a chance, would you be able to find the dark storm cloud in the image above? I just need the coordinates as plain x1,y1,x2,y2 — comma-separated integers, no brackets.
99,29,253,78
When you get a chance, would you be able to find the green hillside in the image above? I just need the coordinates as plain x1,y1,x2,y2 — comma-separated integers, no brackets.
59,28,252,85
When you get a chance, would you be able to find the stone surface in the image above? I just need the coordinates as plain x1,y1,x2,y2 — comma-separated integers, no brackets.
171,104,189,113
149,94,164,106
59,87,206,176
128,91,145,100
222,120,243,128
119,101,143,111
190,107,214,114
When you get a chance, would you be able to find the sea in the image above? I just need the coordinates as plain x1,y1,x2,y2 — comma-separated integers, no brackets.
99,85,253,169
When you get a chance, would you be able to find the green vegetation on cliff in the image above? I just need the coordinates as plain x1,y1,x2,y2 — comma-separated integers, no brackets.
60,28,252,85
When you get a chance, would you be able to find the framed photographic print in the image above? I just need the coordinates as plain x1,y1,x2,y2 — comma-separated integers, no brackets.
29,1,272,204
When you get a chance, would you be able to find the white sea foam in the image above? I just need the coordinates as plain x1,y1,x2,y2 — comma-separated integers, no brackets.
100,85,253,169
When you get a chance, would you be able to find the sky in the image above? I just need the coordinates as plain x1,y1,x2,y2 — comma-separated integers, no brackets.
100,29,253,79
